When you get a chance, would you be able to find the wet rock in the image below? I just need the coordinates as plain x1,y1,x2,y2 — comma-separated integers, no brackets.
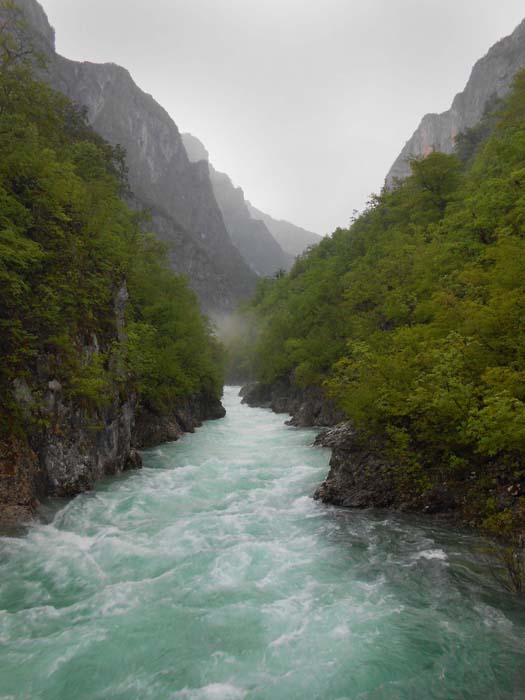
134,393,226,449
125,449,143,471
0,439,40,522
241,380,343,427
313,424,397,509
39,397,138,498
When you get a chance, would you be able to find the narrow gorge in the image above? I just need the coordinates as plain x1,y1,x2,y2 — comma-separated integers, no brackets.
1,1,525,698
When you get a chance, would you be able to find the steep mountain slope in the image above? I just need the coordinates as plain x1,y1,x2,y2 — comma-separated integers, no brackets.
246,203,322,258
386,17,525,186
14,0,257,314
182,133,294,276
0,35,225,521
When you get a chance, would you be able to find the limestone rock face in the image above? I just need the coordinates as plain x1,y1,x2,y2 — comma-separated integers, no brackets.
0,284,142,523
133,393,226,449
14,0,257,314
386,18,525,186
182,133,294,276
241,381,344,428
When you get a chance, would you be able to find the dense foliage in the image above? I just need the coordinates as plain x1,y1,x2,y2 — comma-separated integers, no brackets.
0,4,223,437
243,72,525,540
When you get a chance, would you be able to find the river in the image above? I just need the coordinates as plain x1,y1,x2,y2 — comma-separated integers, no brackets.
1,387,524,699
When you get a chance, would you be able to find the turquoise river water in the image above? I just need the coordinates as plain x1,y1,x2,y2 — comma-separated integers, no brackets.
1,387,525,699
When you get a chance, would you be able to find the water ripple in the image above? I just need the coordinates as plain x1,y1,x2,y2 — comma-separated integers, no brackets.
1,387,525,699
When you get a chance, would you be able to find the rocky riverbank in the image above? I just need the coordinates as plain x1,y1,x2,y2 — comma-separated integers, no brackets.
0,387,225,525
312,421,525,534
240,380,344,428
242,383,524,533
134,394,226,449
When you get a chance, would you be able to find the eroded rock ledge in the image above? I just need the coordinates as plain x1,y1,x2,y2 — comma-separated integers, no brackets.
134,394,226,449
313,424,397,509
241,382,495,523
0,390,226,525
312,423,525,535
240,380,344,428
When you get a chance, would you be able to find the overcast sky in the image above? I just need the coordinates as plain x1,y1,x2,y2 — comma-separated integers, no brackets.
42,0,525,234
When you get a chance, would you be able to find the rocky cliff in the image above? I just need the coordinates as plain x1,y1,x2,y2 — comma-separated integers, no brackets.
14,0,257,314
241,381,344,428
0,282,141,523
0,284,225,524
182,133,294,276
386,18,525,186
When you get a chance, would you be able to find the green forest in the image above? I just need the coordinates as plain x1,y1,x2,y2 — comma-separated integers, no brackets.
0,7,223,443
239,72,525,543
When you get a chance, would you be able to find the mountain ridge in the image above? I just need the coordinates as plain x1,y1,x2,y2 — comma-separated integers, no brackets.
182,132,294,276
13,0,257,314
386,17,525,185
246,202,322,259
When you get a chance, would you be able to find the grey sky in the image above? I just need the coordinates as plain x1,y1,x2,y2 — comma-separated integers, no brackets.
42,0,525,234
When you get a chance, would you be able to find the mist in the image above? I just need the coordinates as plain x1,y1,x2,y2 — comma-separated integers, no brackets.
42,0,525,235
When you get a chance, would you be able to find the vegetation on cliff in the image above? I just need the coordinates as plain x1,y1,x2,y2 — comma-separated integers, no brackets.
241,72,525,548
0,3,223,442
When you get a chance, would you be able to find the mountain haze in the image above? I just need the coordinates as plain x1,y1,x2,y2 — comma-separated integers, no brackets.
182,133,294,277
13,0,257,314
245,203,322,259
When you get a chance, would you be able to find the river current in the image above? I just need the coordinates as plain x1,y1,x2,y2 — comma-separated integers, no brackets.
1,387,525,699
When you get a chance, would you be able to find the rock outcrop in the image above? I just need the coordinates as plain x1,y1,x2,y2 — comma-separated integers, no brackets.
0,280,141,523
134,394,226,449
386,18,525,186
14,0,257,314
313,425,398,509
0,277,225,524
241,381,344,428
182,133,294,276
311,424,521,525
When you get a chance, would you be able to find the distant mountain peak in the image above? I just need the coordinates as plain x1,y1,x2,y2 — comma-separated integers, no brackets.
181,133,209,164
12,0,257,313
182,133,295,277
246,202,321,259
386,16,525,186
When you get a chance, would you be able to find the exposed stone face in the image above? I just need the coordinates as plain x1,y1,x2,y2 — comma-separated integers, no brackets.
12,0,55,50
182,133,294,277
313,425,397,509
1,370,140,523
0,281,141,522
0,439,40,523
37,393,141,498
13,0,257,314
134,394,226,449
0,281,225,523
241,381,344,428
311,425,520,526
386,18,525,186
